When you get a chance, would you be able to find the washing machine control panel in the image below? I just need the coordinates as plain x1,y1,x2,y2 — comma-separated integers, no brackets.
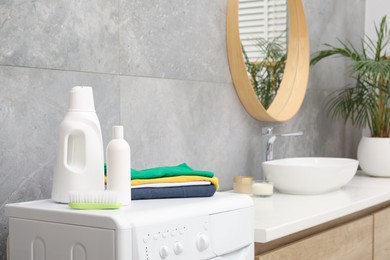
133,215,215,260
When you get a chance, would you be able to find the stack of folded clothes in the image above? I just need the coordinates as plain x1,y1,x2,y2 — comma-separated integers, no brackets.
131,163,219,200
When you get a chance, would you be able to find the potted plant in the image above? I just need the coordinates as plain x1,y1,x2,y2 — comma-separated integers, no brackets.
311,16,390,177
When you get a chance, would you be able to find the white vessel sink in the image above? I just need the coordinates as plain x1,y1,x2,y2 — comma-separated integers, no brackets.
262,157,359,195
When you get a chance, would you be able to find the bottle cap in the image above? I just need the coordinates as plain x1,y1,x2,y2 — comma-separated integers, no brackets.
68,86,96,112
112,125,124,139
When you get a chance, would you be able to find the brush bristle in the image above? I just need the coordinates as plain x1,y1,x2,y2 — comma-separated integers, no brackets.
68,191,121,210
69,190,118,203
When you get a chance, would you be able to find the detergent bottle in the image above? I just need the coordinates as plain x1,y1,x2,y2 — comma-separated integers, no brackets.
52,86,105,203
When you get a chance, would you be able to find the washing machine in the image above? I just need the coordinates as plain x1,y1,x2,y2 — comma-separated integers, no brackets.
6,192,254,260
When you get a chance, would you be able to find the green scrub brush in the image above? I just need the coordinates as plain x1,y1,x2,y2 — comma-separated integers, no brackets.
68,191,122,210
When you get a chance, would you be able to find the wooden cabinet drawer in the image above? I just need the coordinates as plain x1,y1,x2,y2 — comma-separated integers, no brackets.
374,207,390,260
256,215,373,260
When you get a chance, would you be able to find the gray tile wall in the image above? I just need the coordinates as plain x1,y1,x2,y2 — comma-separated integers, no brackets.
0,0,364,258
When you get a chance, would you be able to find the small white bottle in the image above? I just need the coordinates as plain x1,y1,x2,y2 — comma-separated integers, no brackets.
106,126,131,205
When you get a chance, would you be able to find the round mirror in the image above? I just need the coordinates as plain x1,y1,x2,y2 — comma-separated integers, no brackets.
227,0,310,122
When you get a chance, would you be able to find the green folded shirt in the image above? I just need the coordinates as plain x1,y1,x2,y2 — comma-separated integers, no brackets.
131,163,214,179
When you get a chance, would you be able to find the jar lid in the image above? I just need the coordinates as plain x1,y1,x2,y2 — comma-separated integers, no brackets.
234,176,253,184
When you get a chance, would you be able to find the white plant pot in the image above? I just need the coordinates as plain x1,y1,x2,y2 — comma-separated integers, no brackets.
357,136,390,177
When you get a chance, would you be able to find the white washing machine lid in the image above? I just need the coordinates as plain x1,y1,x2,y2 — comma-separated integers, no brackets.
6,192,253,229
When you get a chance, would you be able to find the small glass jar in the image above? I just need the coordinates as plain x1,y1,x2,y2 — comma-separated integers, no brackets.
233,176,253,194
252,180,273,197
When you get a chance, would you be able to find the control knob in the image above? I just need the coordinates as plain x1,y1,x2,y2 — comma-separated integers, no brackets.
196,233,210,251
159,245,170,259
173,241,184,254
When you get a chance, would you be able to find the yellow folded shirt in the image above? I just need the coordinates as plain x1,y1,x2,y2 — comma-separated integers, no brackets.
131,176,219,190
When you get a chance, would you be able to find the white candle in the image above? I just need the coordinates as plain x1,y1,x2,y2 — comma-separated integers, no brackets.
252,181,273,197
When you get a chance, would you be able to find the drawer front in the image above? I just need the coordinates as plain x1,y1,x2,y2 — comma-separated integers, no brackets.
256,215,373,260
374,207,390,260
9,218,115,260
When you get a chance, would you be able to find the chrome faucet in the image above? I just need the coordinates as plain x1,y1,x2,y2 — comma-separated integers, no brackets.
262,127,303,161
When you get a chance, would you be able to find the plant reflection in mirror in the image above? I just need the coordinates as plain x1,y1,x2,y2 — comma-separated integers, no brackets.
242,35,287,109
311,16,390,137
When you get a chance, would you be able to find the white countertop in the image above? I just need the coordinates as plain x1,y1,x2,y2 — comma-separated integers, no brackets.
253,173,390,243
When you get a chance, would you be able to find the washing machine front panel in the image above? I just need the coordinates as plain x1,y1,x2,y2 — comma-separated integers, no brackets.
132,215,216,260
9,218,115,260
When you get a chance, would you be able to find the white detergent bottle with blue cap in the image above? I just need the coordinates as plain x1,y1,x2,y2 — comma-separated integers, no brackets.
52,86,105,203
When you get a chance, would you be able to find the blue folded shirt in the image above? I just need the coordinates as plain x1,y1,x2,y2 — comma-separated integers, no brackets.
131,184,216,200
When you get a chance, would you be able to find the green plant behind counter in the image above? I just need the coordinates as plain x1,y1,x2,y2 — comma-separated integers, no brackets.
311,16,390,138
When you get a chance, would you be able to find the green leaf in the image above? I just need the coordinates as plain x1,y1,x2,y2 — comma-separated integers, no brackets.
311,15,390,137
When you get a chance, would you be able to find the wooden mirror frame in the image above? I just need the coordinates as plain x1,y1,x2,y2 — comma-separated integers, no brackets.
227,0,310,122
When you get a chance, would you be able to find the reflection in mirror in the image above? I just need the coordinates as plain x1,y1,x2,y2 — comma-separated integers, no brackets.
239,0,288,109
